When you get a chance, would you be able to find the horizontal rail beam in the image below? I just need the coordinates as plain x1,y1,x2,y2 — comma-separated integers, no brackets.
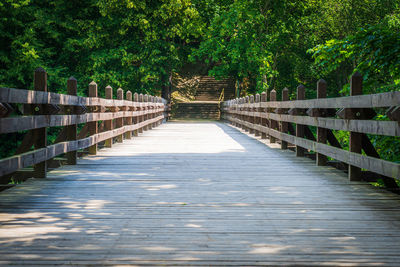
225,115,400,180
0,107,165,133
0,87,166,107
226,109,400,136
0,115,164,176
229,91,400,109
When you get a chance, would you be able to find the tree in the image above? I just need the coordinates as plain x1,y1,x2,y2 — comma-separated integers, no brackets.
309,12,400,94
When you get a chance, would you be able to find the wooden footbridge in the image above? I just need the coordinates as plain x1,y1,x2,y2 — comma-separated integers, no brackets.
0,69,400,266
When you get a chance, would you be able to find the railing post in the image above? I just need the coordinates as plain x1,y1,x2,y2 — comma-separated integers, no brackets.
249,95,255,134
224,100,227,122
269,89,277,143
161,97,165,124
296,85,305,157
146,95,149,128
230,100,233,125
66,77,78,165
133,93,139,136
125,91,132,139
281,87,289,149
235,99,239,126
160,97,164,125
148,95,153,130
156,97,161,126
144,95,149,130
255,94,260,136
155,97,159,126
316,80,328,166
105,85,113,148
158,97,162,125
154,96,158,127
261,92,267,139
238,98,242,128
116,88,124,143
240,97,245,129
138,93,144,133
148,95,152,129
149,96,153,128
234,99,237,126
349,72,363,181
88,81,98,155
33,67,47,178
245,96,250,132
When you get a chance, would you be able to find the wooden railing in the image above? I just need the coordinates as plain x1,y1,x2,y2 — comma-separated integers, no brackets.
222,73,400,189
0,68,167,182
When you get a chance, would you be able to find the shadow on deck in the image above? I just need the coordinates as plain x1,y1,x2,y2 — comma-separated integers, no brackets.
1,122,400,266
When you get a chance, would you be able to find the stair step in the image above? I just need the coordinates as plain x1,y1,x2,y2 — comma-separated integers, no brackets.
172,101,221,119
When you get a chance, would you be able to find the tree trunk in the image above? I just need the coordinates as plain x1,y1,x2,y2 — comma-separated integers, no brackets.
161,73,172,102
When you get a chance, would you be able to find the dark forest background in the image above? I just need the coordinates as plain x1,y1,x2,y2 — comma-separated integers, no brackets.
1,0,399,167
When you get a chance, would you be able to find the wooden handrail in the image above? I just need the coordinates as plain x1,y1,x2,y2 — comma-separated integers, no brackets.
218,88,225,102
222,73,400,186
0,68,168,181
238,91,400,109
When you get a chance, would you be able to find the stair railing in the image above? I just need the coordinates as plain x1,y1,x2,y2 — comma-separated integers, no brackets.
218,88,225,116
218,88,225,102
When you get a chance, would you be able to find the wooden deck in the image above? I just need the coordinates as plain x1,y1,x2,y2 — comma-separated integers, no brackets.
1,122,400,266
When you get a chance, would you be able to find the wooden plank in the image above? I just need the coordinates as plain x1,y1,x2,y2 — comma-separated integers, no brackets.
148,95,153,130
77,124,89,139
0,108,178,134
116,88,124,143
1,122,400,266
227,116,400,180
281,88,288,149
269,90,277,143
88,81,98,155
316,80,328,166
304,125,316,141
245,96,250,132
349,72,363,181
260,92,267,139
257,91,400,109
254,94,260,136
138,94,144,133
32,68,47,178
143,94,148,131
260,113,399,137
66,77,78,165
361,134,399,190
0,87,155,108
104,86,113,148
133,93,139,136
296,85,305,157
0,115,164,176
249,95,255,134
125,91,133,139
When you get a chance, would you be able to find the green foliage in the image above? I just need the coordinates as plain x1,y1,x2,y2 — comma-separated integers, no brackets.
309,12,400,94
1,0,400,167
1,0,398,96
192,0,305,94
0,0,203,95
192,0,398,98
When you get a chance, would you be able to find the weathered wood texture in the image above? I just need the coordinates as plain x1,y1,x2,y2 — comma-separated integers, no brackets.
0,69,167,180
316,80,327,166
222,75,400,183
1,122,400,266
66,77,78,165
32,68,47,178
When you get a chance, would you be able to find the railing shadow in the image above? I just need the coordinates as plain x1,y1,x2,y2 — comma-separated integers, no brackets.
1,121,400,265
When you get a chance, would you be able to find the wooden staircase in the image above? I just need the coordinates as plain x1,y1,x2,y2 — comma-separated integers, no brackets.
195,76,235,101
173,102,221,120
173,76,235,120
